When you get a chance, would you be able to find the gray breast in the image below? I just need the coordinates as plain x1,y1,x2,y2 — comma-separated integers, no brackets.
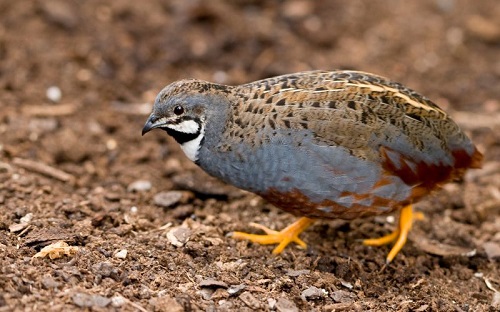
196,128,411,208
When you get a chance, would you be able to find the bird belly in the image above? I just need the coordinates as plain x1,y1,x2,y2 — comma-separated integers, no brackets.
198,133,413,220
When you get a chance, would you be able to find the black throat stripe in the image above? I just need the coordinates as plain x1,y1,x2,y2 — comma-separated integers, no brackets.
164,127,201,144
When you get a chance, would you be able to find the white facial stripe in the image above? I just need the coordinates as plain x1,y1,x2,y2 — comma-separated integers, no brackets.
179,125,204,162
167,119,199,134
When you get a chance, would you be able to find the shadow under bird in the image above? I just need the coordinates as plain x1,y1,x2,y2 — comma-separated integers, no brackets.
142,70,483,263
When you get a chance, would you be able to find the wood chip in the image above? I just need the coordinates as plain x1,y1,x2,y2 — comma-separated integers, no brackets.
412,235,476,257
9,223,29,233
13,157,75,183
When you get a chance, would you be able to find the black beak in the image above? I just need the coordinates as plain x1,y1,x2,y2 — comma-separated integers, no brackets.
142,115,157,136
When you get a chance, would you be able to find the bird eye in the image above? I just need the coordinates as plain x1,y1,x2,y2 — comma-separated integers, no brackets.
173,105,184,115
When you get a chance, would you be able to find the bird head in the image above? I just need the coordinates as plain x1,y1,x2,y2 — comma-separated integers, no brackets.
142,79,230,162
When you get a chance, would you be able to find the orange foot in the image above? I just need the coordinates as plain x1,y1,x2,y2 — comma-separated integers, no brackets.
231,217,315,254
363,204,424,263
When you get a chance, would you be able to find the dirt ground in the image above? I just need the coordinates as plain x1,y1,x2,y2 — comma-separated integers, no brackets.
1,0,499,311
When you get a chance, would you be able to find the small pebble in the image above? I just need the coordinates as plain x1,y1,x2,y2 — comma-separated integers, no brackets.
72,293,111,308
114,249,127,259
239,291,261,310
29,118,58,133
200,278,228,289
301,286,327,301
415,304,429,312
218,300,234,310
198,288,215,300
483,241,500,260
104,192,121,202
148,295,184,312
340,280,353,289
228,284,246,296
40,0,78,29
154,191,184,208
111,295,126,308
171,205,195,219
492,292,500,310
106,139,117,150
127,180,152,192
9,223,29,233
42,276,61,289
92,262,115,277
20,213,33,223
46,86,62,102
166,227,191,247
331,290,356,303
286,269,310,277
275,297,299,312
267,298,277,310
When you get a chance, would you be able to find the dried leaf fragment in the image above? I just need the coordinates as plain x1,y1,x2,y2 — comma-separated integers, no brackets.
33,241,79,259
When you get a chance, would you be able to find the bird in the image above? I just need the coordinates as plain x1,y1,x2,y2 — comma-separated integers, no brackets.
142,70,483,263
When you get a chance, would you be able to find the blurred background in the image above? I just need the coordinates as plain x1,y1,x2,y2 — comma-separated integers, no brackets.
0,0,499,311
1,0,498,175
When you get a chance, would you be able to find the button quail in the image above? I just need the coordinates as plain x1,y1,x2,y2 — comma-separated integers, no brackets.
142,70,483,262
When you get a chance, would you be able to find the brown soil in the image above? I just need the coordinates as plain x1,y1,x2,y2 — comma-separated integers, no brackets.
1,1,499,311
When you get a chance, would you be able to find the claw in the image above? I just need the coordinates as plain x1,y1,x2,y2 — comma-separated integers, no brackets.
363,205,422,263
231,217,314,254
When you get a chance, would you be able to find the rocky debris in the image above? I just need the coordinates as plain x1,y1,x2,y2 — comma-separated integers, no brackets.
483,241,500,260
166,227,192,247
114,249,128,259
301,286,327,301
331,290,357,303
275,297,299,312
239,291,261,310
153,191,189,208
127,180,152,192
227,284,246,296
72,293,111,308
286,269,310,277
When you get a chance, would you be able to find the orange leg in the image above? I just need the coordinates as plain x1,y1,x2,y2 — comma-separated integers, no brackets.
231,217,315,254
363,204,424,263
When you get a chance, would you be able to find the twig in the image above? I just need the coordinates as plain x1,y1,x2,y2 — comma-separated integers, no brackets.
21,103,78,116
13,157,75,183
123,297,149,312
475,272,500,293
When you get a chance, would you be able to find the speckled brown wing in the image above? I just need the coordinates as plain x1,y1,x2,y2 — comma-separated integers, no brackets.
228,70,482,210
